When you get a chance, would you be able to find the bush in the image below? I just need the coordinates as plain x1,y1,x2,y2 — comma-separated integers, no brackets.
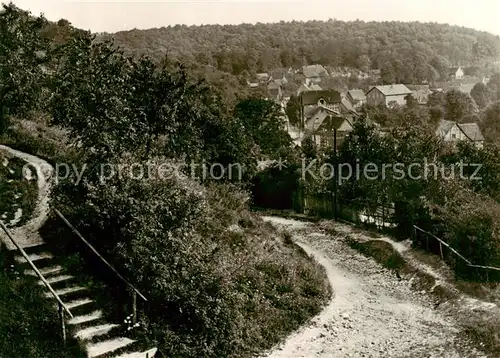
50,154,331,357
427,182,500,281
0,118,75,165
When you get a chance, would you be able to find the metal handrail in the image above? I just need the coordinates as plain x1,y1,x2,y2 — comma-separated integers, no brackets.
53,208,147,302
0,220,73,318
414,225,500,273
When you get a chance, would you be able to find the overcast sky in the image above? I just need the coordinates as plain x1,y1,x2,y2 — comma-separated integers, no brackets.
9,0,500,36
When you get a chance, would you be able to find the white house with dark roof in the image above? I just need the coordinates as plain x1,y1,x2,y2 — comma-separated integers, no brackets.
366,84,413,107
449,66,464,80
435,119,484,148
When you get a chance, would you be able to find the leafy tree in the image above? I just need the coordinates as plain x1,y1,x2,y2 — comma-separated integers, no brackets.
233,98,292,159
444,89,478,122
285,95,301,127
470,82,491,108
428,91,446,108
481,101,500,144
427,180,500,280
404,94,418,109
430,56,451,80
453,141,500,201
356,54,371,72
429,106,444,122
487,72,500,102
0,3,52,133
49,35,133,160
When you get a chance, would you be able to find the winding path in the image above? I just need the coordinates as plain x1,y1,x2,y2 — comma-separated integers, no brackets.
0,144,53,249
260,216,488,358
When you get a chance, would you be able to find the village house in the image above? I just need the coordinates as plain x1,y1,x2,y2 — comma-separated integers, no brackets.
299,90,342,124
347,89,366,108
304,109,354,150
256,72,270,83
296,78,322,96
301,64,329,83
297,89,353,149
340,93,358,115
435,119,484,148
267,80,283,103
448,66,464,80
365,84,413,107
406,84,432,105
247,72,272,88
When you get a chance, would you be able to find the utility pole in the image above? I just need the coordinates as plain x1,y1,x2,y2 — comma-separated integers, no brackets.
333,126,338,220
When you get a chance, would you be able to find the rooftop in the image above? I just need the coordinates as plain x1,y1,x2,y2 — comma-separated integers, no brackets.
368,84,412,96
347,89,366,101
302,64,329,78
300,89,341,106
458,123,485,141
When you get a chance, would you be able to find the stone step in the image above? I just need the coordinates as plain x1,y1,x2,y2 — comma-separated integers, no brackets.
44,285,87,298
116,347,158,358
26,265,63,277
37,274,73,285
68,310,103,325
74,323,119,340
15,252,53,263
65,297,93,310
86,337,135,358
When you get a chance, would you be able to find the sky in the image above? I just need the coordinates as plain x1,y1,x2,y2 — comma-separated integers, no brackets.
9,0,500,36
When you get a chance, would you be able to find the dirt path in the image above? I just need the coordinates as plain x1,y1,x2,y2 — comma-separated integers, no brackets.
0,145,53,249
260,216,488,358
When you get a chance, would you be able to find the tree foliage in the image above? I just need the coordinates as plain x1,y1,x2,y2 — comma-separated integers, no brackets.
99,20,500,85
444,89,479,122
0,3,52,132
285,95,300,127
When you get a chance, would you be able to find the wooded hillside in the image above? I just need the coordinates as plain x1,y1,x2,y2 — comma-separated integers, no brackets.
99,20,500,84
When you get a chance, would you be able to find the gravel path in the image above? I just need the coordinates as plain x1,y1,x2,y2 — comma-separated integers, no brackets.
0,145,53,249
261,216,487,358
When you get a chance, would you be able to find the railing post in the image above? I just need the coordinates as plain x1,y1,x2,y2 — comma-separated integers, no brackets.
58,302,66,346
132,290,137,325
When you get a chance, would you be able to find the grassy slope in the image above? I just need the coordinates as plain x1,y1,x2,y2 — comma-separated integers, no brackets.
345,236,500,356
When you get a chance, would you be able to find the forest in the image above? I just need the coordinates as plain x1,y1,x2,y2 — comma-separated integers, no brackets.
98,19,500,85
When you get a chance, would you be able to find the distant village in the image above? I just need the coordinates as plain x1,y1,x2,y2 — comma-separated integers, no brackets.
246,64,493,151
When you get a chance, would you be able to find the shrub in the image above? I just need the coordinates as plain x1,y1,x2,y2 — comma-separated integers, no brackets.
50,154,331,357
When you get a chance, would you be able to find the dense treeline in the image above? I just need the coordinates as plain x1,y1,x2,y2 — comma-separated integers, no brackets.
99,20,500,84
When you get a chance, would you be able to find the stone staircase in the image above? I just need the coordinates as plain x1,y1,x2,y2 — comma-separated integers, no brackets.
14,243,157,358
